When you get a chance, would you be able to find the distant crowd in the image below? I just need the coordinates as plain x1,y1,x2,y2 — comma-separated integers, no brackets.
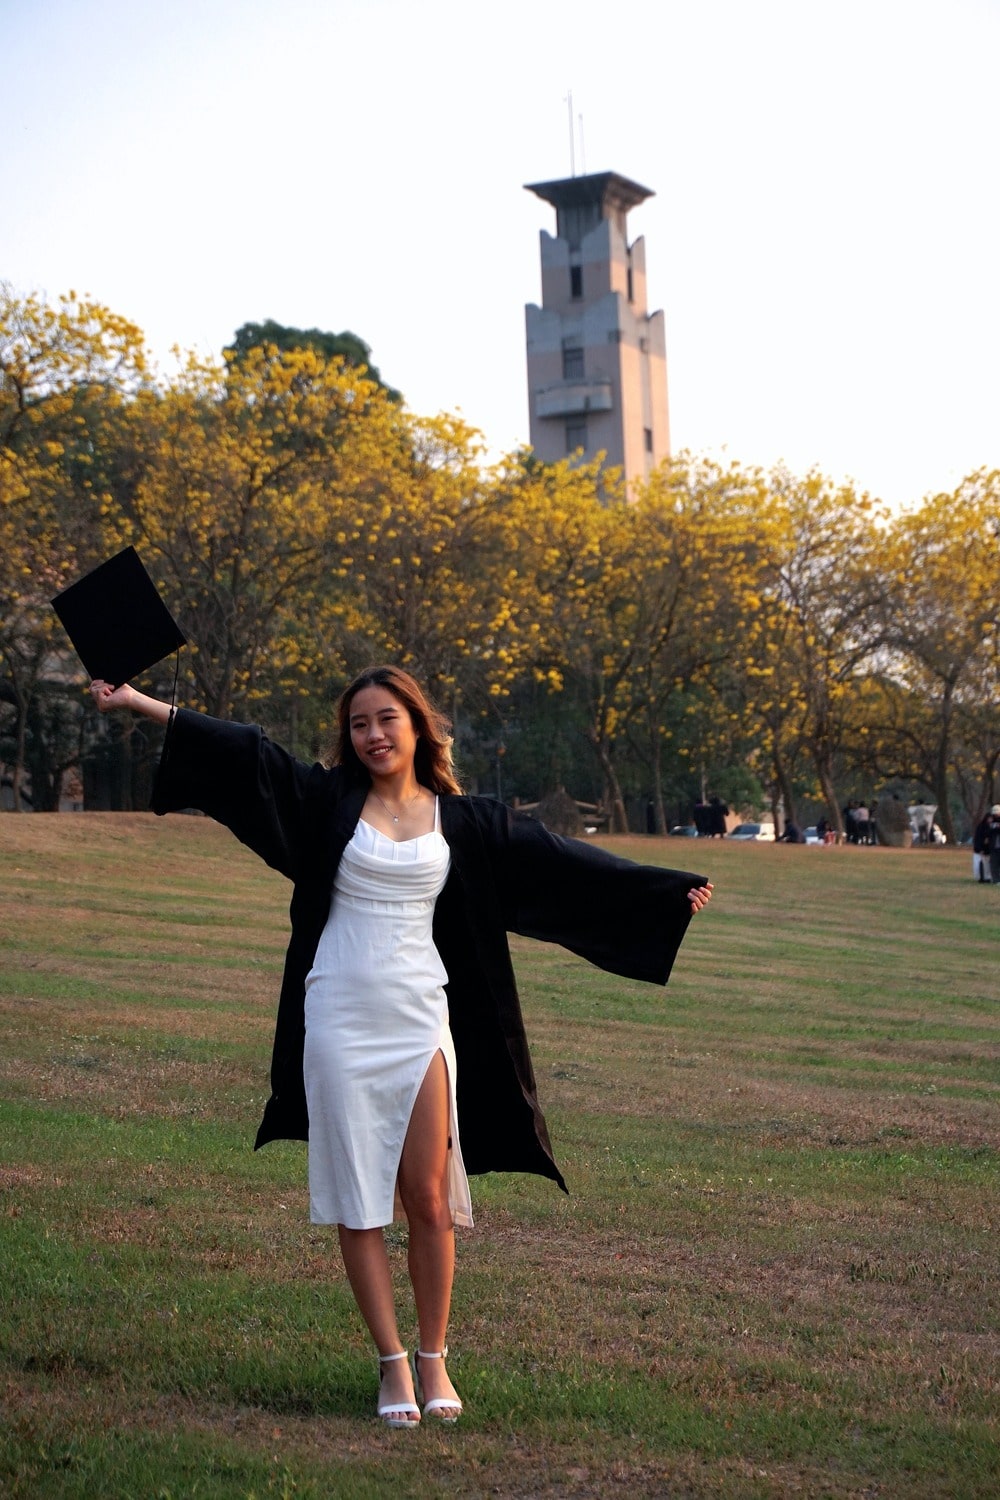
842,800,878,845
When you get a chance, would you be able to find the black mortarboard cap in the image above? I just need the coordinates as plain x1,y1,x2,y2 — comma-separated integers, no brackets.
51,546,187,686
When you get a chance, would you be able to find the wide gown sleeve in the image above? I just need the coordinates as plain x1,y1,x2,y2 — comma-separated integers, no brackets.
150,708,329,884
493,803,708,985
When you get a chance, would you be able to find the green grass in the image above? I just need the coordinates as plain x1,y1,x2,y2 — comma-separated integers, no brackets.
1,815,997,1497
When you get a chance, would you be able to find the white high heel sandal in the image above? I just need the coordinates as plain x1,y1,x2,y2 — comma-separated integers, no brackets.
412,1346,462,1423
377,1350,420,1427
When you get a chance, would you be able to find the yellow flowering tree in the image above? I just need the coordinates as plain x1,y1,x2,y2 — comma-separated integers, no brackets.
746,469,888,834
324,412,529,713
0,286,149,807
874,472,1000,839
628,456,770,830
121,343,403,737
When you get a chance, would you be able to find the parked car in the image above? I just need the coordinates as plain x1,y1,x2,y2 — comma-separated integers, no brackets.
728,822,776,842
804,825,822,844
669,824,700,837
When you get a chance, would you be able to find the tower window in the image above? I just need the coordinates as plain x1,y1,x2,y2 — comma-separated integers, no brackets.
566,418,587,454
570,265,583,300
627,267,634,302
562,343,584,380
644,427,654,454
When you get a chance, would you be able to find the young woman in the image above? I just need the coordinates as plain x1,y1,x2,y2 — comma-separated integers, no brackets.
90,666,712,1427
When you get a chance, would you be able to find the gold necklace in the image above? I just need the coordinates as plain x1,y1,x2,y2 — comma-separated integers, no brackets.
372,787,422,824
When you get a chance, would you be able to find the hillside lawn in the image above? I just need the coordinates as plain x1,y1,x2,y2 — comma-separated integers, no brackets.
0,814,997,1499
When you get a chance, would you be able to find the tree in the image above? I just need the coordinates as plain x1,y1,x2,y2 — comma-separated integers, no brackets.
747,470,887,835
873,473,1000,840
0,284,148,450
628,457,768,832
0,287,149,807
225,320,400,401
120,344,404,730
485,453,766,831
494,456,642,828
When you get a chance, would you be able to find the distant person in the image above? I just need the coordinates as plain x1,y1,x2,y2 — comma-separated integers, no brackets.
854,801,870,844
973,810,993,882
843,801,858,844
90,665,713,1427
982,805,1000,886
779,821,806,844
709,795,729,838
867,801,878,845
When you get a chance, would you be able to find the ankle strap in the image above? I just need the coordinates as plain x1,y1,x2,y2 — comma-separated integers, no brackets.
379,1349,408,1364
416,1346,448,1360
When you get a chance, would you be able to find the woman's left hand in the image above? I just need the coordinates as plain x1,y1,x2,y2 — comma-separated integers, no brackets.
687,883,714,914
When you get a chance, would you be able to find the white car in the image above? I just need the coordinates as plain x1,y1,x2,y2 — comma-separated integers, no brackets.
727,822,776,841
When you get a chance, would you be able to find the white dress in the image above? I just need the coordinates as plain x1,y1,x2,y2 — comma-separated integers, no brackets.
302,801,473,1230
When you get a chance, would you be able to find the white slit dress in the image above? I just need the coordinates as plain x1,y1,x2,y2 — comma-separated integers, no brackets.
302,801,473,1230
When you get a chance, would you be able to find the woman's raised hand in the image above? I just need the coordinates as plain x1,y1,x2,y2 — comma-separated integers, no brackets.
687,883,714,914
90,680,135,714
89,681,173,724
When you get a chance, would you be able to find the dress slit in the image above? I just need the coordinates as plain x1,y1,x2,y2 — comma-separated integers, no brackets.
392,1046,467,1224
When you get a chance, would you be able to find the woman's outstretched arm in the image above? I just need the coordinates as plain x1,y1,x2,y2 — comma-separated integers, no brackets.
90,680,173,724
90,684,330,883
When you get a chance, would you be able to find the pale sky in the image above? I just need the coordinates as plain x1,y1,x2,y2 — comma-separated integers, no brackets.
5,0,999,507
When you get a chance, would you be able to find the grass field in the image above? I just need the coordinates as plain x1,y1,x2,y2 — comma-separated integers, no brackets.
1,814,997,1499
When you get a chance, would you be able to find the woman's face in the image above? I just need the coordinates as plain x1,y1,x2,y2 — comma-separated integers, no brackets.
348,684,419,780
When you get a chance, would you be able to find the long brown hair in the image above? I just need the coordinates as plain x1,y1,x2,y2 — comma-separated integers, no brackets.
329,665,463,795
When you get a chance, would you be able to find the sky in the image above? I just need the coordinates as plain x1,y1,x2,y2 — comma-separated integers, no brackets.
4,0,999,508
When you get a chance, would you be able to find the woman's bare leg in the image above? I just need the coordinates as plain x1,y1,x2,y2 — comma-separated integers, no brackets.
337,1225,417,1420
396,1050,461,1415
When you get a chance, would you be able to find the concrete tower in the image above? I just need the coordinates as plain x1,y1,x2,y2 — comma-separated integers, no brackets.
524,171,670,489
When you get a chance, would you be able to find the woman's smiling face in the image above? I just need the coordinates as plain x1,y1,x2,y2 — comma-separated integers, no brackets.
348,684,419,780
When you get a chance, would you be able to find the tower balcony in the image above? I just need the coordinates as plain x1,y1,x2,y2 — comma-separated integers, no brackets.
534,379,614,420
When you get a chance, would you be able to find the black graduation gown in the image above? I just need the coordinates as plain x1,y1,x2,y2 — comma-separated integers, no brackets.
151,709,707,1192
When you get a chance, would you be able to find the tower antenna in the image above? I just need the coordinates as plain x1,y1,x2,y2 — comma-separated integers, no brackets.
578,112,586,175
565,89,575,176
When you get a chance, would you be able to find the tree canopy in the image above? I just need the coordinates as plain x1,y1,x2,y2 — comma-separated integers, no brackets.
2,285,997,831
224,319,401,401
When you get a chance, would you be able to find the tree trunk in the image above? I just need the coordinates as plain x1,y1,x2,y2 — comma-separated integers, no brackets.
815,752,843,837
773,746,797,829
649,734,667,834
591,733,629,833
11,701,28,812
932,684,956,843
